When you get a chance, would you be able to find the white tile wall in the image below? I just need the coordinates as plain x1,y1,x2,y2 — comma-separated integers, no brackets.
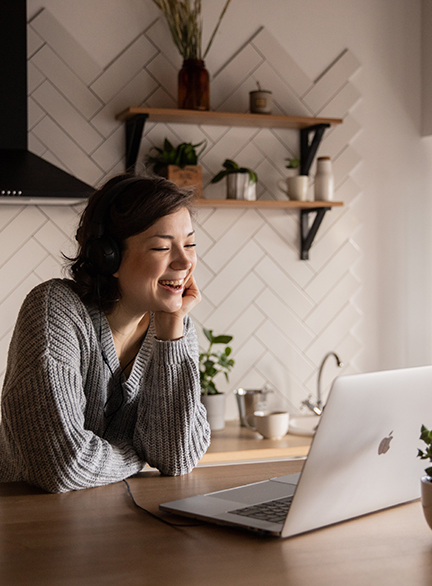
0,10,362,420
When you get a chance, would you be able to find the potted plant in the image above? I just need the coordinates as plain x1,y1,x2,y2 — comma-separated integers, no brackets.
417,424,432,530
151,0,232,110
146,138,206,197
211,159,258,201
199,328,235,431
278,156,309,201
285,156,300,171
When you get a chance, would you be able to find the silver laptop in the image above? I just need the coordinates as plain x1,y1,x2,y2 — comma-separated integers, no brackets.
160,366,432,538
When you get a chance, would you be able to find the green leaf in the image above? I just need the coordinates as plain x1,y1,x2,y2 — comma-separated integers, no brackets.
164,138,174,153
223,159,239,170
203,328,214,343
212,335,233,344
206,381,218,395
421,425,432,444
247,169,258,184
285,157,300,169
195,140,207,158
210,170,228,183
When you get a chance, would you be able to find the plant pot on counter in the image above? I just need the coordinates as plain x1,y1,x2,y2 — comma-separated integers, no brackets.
201,393,225,431
421,476,432,530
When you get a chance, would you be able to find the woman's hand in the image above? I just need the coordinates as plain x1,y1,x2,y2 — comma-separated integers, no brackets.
154,274,201,341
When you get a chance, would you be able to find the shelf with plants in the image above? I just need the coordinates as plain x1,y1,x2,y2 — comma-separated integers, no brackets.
115,107,343,260
116,107,342,130
115,107,342,175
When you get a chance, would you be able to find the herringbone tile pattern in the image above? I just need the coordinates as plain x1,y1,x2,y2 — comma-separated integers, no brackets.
0,10,362,419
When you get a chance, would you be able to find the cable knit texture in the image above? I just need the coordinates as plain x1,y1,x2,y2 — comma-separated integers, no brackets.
0,279,210,493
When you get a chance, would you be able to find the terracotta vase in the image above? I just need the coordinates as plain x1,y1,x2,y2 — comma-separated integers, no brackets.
178,59,210,111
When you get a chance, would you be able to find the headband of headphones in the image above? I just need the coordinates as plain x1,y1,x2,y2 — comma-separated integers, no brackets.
91,176,143,239
85,176,143,276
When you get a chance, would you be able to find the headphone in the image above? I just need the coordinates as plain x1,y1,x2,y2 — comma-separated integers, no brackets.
85,176,143,276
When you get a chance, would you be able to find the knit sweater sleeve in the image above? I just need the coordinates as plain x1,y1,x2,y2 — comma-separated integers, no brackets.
0,281,144,493
133,316,211,476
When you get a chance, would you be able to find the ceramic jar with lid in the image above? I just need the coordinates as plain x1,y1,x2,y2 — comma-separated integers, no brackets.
314,156,334,201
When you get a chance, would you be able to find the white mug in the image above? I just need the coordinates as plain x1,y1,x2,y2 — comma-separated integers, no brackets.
277,175,309,201
245,411,290,440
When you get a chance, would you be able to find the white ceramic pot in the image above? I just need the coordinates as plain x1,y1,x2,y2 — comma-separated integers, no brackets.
421,476,432,530
201,393,225,431
226,174,256,201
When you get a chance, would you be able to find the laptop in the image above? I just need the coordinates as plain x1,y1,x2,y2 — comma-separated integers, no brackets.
160,365,432,538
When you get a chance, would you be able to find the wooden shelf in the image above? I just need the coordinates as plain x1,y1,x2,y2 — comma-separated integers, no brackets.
115,106,344,259
194,198,343,209
116,106,343,130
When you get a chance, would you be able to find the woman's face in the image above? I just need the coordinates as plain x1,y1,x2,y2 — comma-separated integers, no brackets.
113,207,197,317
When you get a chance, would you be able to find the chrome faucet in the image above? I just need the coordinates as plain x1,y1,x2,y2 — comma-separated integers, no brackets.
302,352,343,415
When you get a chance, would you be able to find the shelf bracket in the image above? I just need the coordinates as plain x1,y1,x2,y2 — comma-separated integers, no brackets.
300,207,331,260
125,113,148,173
300,123,330,176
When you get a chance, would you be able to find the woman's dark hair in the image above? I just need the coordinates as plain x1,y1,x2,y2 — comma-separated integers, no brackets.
67,173,195,313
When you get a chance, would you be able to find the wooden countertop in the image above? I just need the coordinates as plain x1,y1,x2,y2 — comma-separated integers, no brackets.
199,420,312,465
2,460,431,586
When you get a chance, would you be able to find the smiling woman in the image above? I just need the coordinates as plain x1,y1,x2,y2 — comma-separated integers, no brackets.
0,174,210,493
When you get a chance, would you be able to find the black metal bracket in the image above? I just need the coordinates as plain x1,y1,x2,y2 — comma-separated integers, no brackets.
300,123,330,176
125,114,148,173
300,207,331,260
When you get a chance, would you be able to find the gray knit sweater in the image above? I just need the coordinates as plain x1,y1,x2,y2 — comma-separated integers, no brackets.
0,279,210,493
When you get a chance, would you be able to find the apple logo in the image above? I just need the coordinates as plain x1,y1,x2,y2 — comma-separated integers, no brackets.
378,431,394,455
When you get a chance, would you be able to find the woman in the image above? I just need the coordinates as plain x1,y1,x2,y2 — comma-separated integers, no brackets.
0,174,211,493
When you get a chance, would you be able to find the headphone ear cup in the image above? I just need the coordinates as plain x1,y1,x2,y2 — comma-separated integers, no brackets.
86,236,121,276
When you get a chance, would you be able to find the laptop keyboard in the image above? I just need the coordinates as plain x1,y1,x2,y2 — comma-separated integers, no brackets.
229,495,293,524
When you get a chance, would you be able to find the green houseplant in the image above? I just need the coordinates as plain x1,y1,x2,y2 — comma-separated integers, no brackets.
146,138,206,196
417,425,432,530
285,157,300,170
418,425,432,476
211,159,258,201
151,0,233,110
199,328,234,431
146,138,206,175
199,328,234,395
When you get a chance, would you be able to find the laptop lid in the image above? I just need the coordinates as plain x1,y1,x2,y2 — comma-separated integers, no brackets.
281,365,432,537
160,366,432,538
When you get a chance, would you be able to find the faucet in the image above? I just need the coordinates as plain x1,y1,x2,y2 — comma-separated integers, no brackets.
302,352,343,416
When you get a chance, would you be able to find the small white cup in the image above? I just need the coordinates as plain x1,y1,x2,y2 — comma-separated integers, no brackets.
245,411,290,440
277,175,309,201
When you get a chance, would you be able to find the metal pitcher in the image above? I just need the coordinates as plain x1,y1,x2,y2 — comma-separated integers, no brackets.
233,388,272,427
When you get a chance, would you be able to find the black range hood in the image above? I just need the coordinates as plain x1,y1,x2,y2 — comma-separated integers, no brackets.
0,0,93,204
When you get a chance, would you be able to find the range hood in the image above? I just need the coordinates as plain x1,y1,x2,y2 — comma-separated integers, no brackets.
0,0,93,204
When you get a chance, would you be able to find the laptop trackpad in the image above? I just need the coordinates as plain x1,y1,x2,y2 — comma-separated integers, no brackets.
207,480,296,506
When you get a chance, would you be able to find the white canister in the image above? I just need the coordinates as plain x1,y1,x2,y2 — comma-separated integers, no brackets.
314,156,334,201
